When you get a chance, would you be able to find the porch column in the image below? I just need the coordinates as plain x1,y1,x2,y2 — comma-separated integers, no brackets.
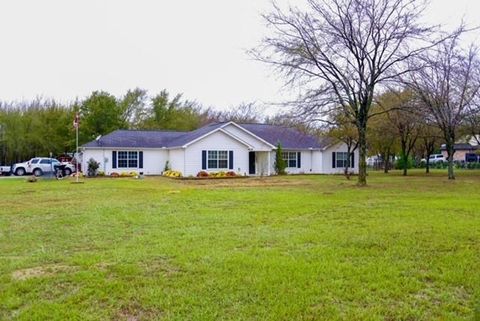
267,151,271,176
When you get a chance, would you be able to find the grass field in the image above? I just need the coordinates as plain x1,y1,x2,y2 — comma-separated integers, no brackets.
1,170,479,321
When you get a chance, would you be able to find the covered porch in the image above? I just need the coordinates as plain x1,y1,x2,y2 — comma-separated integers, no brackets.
248,150,273,176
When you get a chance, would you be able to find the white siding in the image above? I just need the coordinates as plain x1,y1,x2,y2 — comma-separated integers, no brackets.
312,151,323,173
168,149,185,174
184,131,250,176
82,148,168,175
267,150,323,174
142,150,168,175
222,124,273,151
82,149,106,174
322,143,360,174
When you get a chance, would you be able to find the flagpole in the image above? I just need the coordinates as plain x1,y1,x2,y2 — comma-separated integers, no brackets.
76,122,79,183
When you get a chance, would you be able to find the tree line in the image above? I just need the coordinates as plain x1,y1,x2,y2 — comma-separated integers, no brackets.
0,89,268,165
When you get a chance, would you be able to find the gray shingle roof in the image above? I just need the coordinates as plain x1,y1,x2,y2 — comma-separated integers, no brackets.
82,130,185,148
440,143,479,151
238,123,324,149
82,122,331,149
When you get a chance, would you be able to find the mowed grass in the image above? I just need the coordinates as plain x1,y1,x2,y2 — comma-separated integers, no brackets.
0,171,479,321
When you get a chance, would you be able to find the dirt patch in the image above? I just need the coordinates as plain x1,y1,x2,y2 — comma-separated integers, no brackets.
12,264,78,281
180,177,316,188
140,257,182,277
116,303,161,321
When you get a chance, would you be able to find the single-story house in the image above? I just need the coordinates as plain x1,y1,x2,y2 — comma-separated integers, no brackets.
81,121,359,176
441,143,480,162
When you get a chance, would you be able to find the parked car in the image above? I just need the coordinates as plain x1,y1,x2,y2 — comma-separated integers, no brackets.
12,158,76,176
0,165,12,176
421,154,446,164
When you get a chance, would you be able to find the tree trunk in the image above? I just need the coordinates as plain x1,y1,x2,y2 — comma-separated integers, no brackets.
426,157,430,174
383,151,390,174
446,139,455,180
344,146,351,179
357,125,367,186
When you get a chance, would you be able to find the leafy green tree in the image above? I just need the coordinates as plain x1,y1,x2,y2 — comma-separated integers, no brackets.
367,109,398,173
80,91,124,143
140,90,202,131
118,88,148,129
379,90,420,176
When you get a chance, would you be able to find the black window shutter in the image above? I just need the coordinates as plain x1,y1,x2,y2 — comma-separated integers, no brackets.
297,152,301,168
139,151,143,169
202,150,207,170
350,152,354,168
229,151,234,170
112,151,117,169
332,152,336,168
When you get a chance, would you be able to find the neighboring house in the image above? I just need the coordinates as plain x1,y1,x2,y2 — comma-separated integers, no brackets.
441,143,480,162
81,121,359,176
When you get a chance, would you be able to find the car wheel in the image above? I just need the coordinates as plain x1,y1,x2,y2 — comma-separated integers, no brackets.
33,168,43,177
63,168,72,176
15,167,26,176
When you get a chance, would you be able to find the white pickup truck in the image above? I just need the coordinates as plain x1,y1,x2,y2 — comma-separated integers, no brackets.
0,165,12,176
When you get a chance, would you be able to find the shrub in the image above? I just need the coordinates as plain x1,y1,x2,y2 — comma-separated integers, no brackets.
395,155,413,170
97,171,105,177
110,172,120,177
274,143,287,175
226,171,237,177
197,171,209,178
434,161,448,169
87,158,100,177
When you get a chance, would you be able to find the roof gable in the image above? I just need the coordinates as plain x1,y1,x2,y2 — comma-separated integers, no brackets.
239,123,323,149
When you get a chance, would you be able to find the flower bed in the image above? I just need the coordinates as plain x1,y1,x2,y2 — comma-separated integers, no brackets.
191,171,245,179
163,170,182,178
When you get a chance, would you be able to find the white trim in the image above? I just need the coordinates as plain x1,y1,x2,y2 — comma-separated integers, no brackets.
206,150,230,170
220,122,277,149
182,127,254,149
116,150,140,169
83,147,167,151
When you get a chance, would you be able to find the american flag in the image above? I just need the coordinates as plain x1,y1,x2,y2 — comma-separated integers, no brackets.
73,113,80,129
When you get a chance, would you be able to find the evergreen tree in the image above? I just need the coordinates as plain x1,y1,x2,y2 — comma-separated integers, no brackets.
274,143,286,175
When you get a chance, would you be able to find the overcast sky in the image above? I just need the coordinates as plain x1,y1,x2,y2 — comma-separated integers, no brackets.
0,0,478,111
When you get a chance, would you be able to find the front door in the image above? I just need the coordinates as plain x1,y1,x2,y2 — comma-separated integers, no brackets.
248,152,256,175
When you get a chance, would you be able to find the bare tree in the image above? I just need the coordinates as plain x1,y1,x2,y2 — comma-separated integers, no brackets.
417,123,442,174
404,36,480,179
253,0,444,185
465,111,480,145
203,102,263,124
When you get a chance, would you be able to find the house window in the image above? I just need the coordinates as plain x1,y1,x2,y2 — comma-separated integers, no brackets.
282,151,298,168
117,151,138,168
207,150,229,169
336,152,349,168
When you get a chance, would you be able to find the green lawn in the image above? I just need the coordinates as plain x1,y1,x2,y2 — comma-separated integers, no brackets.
1,171,479,321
